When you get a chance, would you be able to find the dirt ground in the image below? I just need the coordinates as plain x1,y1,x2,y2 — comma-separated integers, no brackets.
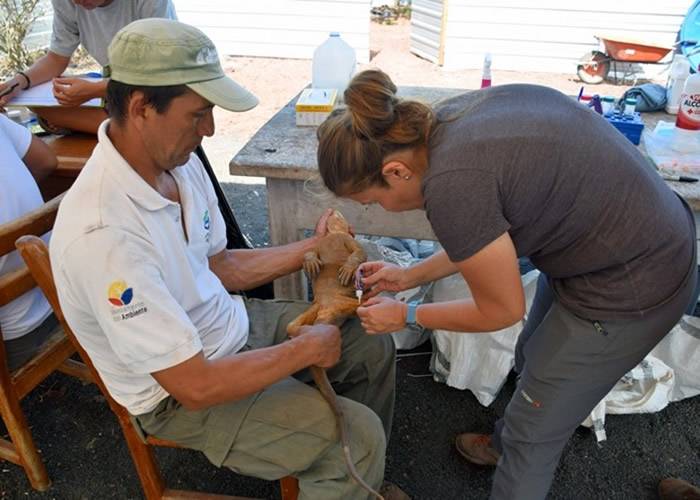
206,19,635,182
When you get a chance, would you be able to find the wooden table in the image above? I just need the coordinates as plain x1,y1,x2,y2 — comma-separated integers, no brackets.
40,133,97,200
230,86,700,299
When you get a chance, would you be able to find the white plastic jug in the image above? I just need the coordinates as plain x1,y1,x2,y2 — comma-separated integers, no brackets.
312,32,356,97
666,53,691,114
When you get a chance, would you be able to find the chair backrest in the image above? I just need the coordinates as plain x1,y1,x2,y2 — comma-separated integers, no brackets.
14,235,168,490
0,193,63,314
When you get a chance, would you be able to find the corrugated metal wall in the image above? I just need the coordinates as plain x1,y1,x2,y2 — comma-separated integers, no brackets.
434,0,691,73
410,0,445,64
177,0,371,63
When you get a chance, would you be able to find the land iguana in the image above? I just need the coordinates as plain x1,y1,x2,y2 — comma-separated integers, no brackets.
287,209,383,500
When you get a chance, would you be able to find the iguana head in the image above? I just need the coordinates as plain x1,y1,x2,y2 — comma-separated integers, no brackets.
326,209,350,234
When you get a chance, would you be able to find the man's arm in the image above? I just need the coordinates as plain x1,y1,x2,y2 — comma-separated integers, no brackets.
208,236,321,291
22,135,58,183
151,324,340,410
207,208,333,291
0,52,70,106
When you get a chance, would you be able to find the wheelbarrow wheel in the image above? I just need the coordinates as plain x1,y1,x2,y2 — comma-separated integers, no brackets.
577,51,610,84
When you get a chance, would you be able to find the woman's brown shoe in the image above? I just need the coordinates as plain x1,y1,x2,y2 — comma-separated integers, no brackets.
455,433,501,466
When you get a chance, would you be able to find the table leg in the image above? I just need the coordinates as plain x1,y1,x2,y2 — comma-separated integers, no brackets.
267,179,307,299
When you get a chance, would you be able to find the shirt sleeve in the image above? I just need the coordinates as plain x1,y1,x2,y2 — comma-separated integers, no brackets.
424,168,511,262
138,0,178,20
0,114,32,158
59,227,202,374
49,0,80,58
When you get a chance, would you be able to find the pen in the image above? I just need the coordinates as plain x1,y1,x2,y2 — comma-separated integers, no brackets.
0,82,19,99
661,174,699,183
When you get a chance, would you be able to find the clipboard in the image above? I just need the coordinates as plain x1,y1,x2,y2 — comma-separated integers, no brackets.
6,76,104,108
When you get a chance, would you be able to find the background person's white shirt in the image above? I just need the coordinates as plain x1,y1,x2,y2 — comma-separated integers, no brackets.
51,121,248,415
0,114,52,340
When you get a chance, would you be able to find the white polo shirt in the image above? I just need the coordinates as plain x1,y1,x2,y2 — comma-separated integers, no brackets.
51,120,249,415
0,114,52,340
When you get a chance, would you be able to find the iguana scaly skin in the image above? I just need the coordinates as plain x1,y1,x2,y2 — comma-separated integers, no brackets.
287,210,383,500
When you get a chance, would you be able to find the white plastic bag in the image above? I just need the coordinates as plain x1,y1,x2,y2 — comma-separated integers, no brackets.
429,270,540,406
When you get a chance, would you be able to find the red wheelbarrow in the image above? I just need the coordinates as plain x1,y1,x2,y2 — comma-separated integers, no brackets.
577,34,674,84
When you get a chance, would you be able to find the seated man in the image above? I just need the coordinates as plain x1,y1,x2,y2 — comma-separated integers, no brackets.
50,19,406,499
0,0,176,134
0,113,59,370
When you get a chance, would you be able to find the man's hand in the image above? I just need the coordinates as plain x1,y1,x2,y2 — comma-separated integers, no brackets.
0,76,24,107
313,208,334,237
357,296,407,334
296,324,341,368
53,77,101,106
358,260,414,299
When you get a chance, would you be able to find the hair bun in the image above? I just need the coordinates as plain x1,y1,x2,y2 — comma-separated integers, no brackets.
344,69,398,140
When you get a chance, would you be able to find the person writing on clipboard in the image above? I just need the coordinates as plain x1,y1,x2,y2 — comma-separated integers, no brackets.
0,0,176,134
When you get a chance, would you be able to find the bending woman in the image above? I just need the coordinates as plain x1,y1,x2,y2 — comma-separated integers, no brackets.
316,69,697,500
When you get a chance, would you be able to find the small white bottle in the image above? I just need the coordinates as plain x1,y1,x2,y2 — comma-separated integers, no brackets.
312,32,356,98
672,65,700,152
666,54,691,115
480,53,492,88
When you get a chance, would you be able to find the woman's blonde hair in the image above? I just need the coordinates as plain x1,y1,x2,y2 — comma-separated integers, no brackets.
317,69,435,196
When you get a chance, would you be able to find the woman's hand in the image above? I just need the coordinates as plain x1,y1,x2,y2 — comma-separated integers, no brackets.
52,77,101,106
359,260,414,299
357,296,408,334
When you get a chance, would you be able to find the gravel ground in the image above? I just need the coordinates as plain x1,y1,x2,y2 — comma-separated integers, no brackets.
1,183,697,499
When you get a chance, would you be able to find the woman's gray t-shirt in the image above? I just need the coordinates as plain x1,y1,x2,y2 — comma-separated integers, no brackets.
423,84,695,320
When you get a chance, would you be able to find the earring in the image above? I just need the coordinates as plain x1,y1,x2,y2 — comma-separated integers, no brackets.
404,175,410,180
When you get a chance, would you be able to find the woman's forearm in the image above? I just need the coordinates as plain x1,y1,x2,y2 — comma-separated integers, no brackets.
406,250,458,287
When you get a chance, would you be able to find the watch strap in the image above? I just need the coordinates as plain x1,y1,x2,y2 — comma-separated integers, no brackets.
406,300,421,325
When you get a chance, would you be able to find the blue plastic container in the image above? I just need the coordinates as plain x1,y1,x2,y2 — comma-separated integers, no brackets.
605,111,644,145
680,1,700,72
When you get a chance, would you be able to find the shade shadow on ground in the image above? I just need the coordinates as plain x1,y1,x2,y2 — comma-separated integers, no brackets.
1,182,698,499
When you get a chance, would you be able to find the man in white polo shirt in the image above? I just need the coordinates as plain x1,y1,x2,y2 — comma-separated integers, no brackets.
50,19,405,500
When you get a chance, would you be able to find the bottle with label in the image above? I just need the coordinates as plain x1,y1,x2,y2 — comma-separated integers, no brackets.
312,32,356,98
673,65,700,152
666,54,691,114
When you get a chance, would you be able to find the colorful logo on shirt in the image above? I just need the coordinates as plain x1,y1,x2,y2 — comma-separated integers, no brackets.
107,280,133,307
203,209,210,231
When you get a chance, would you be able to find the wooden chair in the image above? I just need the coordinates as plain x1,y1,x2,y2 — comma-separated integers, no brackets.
16,235,299,500
0,193,92,491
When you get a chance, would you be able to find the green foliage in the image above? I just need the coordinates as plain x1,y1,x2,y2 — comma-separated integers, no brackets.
371,1,412,25
0,0,43,76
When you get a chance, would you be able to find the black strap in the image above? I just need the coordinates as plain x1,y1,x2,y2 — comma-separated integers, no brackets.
195,146,274,299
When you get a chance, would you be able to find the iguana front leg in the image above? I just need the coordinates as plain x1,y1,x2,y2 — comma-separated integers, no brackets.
337,236,367,286
303,250,323,278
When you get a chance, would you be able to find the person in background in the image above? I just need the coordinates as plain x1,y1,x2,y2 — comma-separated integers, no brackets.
315,69,697,499
50,19,407,499
0,113,58,371
0,0,176,134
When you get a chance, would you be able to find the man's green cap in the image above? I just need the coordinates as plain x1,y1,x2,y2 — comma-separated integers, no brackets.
107,18,258,112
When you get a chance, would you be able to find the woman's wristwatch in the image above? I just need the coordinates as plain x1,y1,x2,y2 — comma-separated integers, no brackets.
405,300,422,326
